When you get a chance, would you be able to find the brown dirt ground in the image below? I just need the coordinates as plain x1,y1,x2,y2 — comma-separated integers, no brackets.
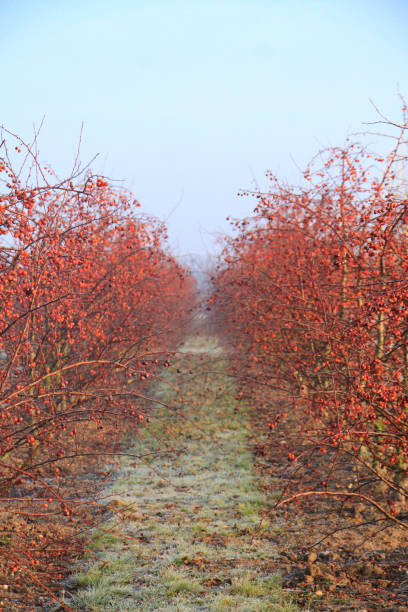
0,425,126,611
247,391,408,612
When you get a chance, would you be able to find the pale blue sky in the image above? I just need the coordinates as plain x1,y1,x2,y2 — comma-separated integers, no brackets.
1,0,407,255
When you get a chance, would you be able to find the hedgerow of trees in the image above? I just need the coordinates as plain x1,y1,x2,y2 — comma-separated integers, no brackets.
0,129,195,606
212,107,408,528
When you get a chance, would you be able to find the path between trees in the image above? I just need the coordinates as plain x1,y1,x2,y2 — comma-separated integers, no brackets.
65,334,299,611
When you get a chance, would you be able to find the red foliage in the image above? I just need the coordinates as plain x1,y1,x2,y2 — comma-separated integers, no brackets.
0,130,195,605
212,111,408,527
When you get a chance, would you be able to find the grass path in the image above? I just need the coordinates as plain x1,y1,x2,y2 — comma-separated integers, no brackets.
67,335,298,611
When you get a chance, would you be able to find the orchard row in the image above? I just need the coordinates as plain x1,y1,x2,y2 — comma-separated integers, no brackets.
212,110,408,527
0,131,195,606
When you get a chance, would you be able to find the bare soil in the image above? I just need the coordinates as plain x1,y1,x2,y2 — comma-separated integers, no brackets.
249,394,408,611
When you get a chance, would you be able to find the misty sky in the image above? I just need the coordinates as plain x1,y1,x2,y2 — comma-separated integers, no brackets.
1,0,407,255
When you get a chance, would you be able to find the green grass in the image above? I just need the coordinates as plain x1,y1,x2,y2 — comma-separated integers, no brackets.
66,334,300,611
164,570,204,595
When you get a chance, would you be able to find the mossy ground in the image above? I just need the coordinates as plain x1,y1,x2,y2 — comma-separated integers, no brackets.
65,334,299,611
